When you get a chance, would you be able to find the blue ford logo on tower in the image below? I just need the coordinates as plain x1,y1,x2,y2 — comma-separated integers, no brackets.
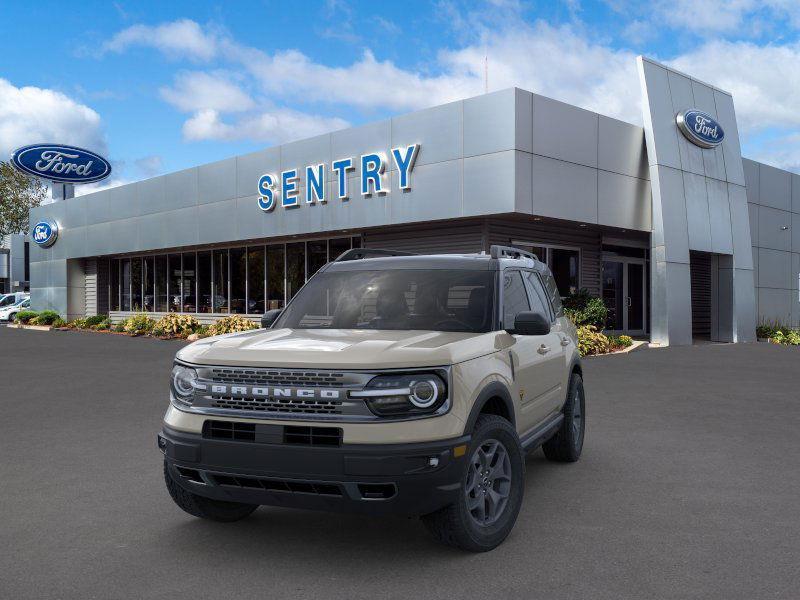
11,144,112,184
676,110,725,149
31,220,59,247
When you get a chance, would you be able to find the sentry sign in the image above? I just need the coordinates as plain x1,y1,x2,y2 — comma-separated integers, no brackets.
676,110,725,149
257,144,419,212
11,144,112,184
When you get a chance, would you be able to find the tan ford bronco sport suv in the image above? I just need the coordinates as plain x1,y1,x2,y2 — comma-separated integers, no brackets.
159,245,585,551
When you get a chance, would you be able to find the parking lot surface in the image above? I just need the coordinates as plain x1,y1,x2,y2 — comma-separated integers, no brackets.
1,326,799,599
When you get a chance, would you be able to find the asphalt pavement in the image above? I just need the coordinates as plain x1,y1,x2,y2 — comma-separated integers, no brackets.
1,326,798,599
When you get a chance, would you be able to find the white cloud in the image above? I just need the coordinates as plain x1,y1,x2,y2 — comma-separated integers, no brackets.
102,19,220,61
0,78,106,159
134,155,163,177
182,108,348,143
103,17,800,170
668,40,800,132
160,71,254,113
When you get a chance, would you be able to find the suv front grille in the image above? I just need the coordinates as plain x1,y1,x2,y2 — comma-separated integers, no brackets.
203,420,256,441
210,395,343,414
209,368,347,387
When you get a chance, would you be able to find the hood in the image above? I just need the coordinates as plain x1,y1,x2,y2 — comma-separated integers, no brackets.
177,328,504,369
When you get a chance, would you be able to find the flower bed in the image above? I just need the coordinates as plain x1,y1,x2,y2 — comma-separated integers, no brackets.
16,311,259,340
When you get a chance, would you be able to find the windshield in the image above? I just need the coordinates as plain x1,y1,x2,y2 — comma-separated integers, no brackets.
274,269,496,333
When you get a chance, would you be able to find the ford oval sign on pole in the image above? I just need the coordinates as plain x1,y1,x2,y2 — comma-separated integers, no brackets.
676,110,725,149
31,220,59,247
11,144,112,184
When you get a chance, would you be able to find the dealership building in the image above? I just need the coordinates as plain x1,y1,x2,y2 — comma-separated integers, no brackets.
25,56,800,345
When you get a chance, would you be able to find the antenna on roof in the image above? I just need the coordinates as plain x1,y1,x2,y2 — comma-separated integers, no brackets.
484,53,488,94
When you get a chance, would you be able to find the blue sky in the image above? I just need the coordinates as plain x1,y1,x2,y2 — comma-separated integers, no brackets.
1,0,799,193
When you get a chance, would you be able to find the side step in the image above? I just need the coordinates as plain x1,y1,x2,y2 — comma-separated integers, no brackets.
519,413,564,452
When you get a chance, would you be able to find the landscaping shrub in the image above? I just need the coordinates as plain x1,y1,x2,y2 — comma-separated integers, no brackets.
52,317,66,328
152,313,201,337
770,329,800,346
576,324,611,357
84,314,108,328
563,289,608,328
91,318,112,330
14,310,39,324
208,314,258,336
121,313,155,335
194,324,211,339
30,310,62,326
607,334,633,348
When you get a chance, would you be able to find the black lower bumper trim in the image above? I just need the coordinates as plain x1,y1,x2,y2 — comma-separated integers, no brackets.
159,425,470,517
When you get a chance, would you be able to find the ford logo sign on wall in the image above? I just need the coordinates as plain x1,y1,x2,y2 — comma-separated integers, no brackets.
31,220,59,247
11,144,111,184
676,110,725,149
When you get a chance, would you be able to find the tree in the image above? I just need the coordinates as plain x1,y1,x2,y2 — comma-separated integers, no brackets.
0,160,47,238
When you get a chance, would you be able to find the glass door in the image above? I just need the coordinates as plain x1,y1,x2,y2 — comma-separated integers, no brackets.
602,258,646,335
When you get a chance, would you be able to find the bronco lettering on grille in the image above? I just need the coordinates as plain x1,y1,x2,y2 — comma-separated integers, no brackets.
209,384,341,400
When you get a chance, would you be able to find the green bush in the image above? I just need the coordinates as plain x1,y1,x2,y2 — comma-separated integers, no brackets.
113,321,126,333
14,310,39,324
91,318,112,330
771,329,800,346
30,310,62,325
194,324,211,339
152,313,201,337
52,317,66,328
563,289,608,328
577,324,612,357
84,314,108,327
757,321,786,339
121,313,155,335
208,314,259,336
608,334,633,348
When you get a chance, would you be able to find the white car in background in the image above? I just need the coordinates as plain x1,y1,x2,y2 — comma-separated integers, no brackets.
0,297,30,322
0,292,28,308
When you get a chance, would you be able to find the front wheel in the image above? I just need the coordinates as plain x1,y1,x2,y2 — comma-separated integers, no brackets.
163,461,258,522
422,415,525,552
542,372,585,462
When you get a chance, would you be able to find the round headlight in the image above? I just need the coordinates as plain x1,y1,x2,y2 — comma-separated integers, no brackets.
409,379,439,408
171,364,197,400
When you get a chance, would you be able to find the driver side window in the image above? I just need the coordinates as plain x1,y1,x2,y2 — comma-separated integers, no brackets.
502,271,531,329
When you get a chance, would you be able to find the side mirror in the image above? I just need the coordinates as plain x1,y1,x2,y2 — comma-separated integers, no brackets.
261,309,282,329
508,311,551,336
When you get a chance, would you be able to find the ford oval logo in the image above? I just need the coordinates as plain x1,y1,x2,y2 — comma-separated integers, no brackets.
11,144,111,184
676,110,725,149
31,220,58,247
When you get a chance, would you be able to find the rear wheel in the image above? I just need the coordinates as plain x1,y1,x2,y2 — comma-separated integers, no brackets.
542,372,585,462
422,415,524,552
163,461,258,522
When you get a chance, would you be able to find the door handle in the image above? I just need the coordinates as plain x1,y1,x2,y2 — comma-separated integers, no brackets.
560,336,570,347
537,344,550,355
626,296,632,307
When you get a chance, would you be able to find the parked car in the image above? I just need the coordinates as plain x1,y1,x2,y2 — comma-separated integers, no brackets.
158,246,585,552
0,297,31,322
0,292,29,309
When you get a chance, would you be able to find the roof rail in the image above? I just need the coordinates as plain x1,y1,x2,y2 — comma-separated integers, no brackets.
334,248,417,262
489,245,538,261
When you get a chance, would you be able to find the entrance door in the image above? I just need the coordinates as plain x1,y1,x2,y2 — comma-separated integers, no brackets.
602,258,646,335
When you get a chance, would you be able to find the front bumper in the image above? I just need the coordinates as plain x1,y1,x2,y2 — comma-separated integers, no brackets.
159,425,470,517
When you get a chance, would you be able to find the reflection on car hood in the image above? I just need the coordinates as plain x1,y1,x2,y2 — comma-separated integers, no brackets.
177,328,503,369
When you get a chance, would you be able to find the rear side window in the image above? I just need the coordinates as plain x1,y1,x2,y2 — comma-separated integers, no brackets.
502,271,531,329
522,271,552,321
541,270,564,317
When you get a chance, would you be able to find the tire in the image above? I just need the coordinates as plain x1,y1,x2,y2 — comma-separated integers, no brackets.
163,461,258,522
422,415,525,552
542,372,585,463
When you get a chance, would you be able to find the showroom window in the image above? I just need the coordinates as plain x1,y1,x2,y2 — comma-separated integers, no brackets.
108,236,357,314
514,242,580,297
